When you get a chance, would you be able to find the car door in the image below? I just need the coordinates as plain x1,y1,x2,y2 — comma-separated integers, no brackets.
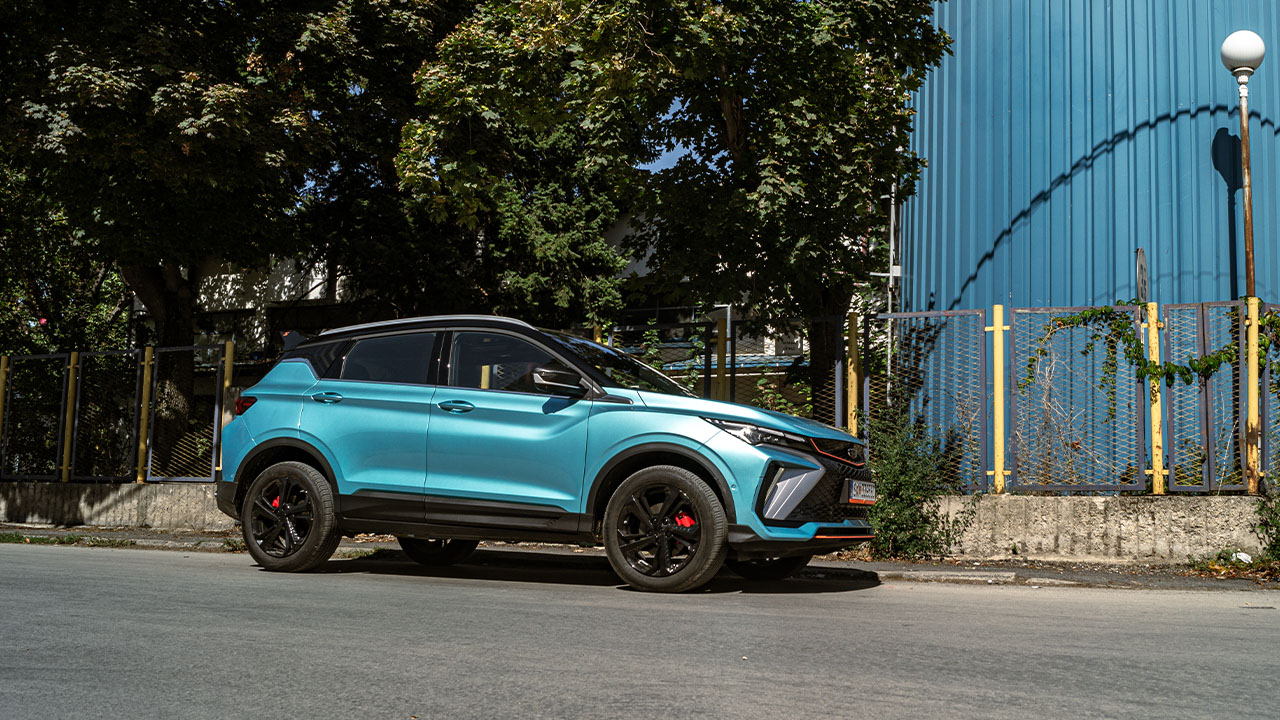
425,330,591,521
299,331,439,521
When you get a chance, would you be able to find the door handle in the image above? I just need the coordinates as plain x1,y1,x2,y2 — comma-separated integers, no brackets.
310,391,344,404
437,400,475,413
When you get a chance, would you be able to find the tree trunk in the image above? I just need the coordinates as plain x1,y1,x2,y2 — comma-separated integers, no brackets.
120,261,201,476
804,292,853,427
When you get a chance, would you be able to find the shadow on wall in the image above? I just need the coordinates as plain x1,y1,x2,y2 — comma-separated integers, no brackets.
1212,127,1243,300
0,482,145,526
941,104,1271,311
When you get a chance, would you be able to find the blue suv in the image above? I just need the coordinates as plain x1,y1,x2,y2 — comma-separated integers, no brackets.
216,315,874,592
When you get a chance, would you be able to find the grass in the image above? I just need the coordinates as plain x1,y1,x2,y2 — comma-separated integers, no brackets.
0,532,134,548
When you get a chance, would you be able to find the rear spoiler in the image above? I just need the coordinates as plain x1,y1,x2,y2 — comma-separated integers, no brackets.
281,330,309,351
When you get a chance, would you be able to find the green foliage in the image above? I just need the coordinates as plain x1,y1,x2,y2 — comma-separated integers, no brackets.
866,410,976,559
397,1,633,326
0,164,131,354
754,377,812,417
1020,302,1259,421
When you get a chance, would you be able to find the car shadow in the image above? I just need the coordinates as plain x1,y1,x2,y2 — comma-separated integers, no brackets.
315,548,881,594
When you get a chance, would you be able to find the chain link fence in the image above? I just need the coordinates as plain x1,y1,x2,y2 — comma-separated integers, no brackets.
0,345,228,483
1,354,69,480
1162,301,1247,491
71,351,142,481
862,310,989,492
1008,306,1148,492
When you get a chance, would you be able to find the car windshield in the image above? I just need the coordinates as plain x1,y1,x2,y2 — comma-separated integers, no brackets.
545,331,695,397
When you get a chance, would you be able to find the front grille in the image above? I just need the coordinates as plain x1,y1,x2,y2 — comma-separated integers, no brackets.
784,455,874,524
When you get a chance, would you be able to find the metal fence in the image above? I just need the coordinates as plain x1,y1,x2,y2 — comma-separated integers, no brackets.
865,300,1273,495
1008,306,1147,492
861,310,989,492
0,344,231,483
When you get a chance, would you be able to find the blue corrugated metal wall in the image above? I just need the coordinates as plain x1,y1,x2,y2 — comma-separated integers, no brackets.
903,0,1280,311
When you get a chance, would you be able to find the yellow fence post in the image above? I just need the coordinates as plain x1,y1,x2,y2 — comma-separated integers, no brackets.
1145,302,1167,495
1246,296,1262,495
217,341,234,475
59,352,80,482
135,347,154,484
986,305,1009,493
715,318,728,401
846,312,861,434
0,356,8,442
593,326,603,344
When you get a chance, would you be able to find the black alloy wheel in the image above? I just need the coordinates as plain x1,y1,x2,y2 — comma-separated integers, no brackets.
603,465,727,592
242,461,341,572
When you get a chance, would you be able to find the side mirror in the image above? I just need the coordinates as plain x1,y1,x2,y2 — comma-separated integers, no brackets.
532,362,588,397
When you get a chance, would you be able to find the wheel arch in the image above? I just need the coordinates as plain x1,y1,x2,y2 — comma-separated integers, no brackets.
232,439,338,515
586,442,736,530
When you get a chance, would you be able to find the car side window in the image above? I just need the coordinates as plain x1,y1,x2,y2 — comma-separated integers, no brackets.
338,333,437,385
448,331,565,394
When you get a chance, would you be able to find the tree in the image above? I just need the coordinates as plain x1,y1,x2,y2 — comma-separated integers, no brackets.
0,163,131,355
395,0,949,420
1,0,469,461
397,1,644,327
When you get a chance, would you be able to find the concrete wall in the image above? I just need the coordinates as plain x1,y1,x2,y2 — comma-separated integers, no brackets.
0,485,1266,562
941,495,1264,562
0,483,234,531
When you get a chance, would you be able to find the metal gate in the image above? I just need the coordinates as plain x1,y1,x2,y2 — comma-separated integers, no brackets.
1008,306,1148,492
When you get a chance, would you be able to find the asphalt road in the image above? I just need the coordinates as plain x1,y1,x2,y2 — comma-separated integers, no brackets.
1,545,1276,719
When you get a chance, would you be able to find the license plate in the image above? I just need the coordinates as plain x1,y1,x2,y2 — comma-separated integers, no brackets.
848,479,876,505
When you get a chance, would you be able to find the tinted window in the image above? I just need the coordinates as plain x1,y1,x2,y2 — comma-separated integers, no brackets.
282,341,347,378
339,333,437,385
449,332,563,394
545,331,693,396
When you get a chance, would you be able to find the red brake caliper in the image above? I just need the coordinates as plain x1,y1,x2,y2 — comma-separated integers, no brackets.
674,511,695,528
272,497,280,509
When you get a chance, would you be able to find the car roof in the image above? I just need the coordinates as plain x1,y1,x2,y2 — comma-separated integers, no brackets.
310,315,537,342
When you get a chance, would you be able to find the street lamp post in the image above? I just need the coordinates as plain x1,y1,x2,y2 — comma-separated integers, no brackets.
1222,30,1266,494
1221,30,1266,297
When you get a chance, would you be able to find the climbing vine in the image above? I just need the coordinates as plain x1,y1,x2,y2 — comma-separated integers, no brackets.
1021,301,1280,420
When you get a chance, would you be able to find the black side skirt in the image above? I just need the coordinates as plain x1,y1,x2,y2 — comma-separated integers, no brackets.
336,492,594,544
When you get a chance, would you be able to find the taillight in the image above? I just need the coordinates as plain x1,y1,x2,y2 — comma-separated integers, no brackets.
235,396,257,415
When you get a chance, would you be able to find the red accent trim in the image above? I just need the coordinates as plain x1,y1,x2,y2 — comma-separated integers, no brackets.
847,499,875,506
807,439,866,468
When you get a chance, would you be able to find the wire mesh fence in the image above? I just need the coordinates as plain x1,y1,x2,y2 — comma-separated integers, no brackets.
145,346,226,482
727,320,828,422
1008,306,1148,492
1162,302,1246,491
1,354,69,480
605,322,713,398
71,351,142,481
861,310,988,492
0,345,228,483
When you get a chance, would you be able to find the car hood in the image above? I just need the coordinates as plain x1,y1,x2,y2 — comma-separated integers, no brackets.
632,391,862,444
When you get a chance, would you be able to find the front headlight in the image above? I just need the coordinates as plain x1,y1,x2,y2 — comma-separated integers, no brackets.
704,418,811,451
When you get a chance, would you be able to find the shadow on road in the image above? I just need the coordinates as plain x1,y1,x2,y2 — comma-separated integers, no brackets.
312,548,880,594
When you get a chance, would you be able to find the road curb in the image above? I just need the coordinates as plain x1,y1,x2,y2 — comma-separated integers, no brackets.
878,570,1018,584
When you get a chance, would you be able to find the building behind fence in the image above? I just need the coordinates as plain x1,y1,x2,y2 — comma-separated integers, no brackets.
2,301,1276,497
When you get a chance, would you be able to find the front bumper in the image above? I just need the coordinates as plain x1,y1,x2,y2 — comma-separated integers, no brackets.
727,523,874,560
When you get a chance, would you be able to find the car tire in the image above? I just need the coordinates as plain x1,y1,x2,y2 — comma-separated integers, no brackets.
397,537,479,566
603,465,727,593
726,554,812,581
241,461,341,572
